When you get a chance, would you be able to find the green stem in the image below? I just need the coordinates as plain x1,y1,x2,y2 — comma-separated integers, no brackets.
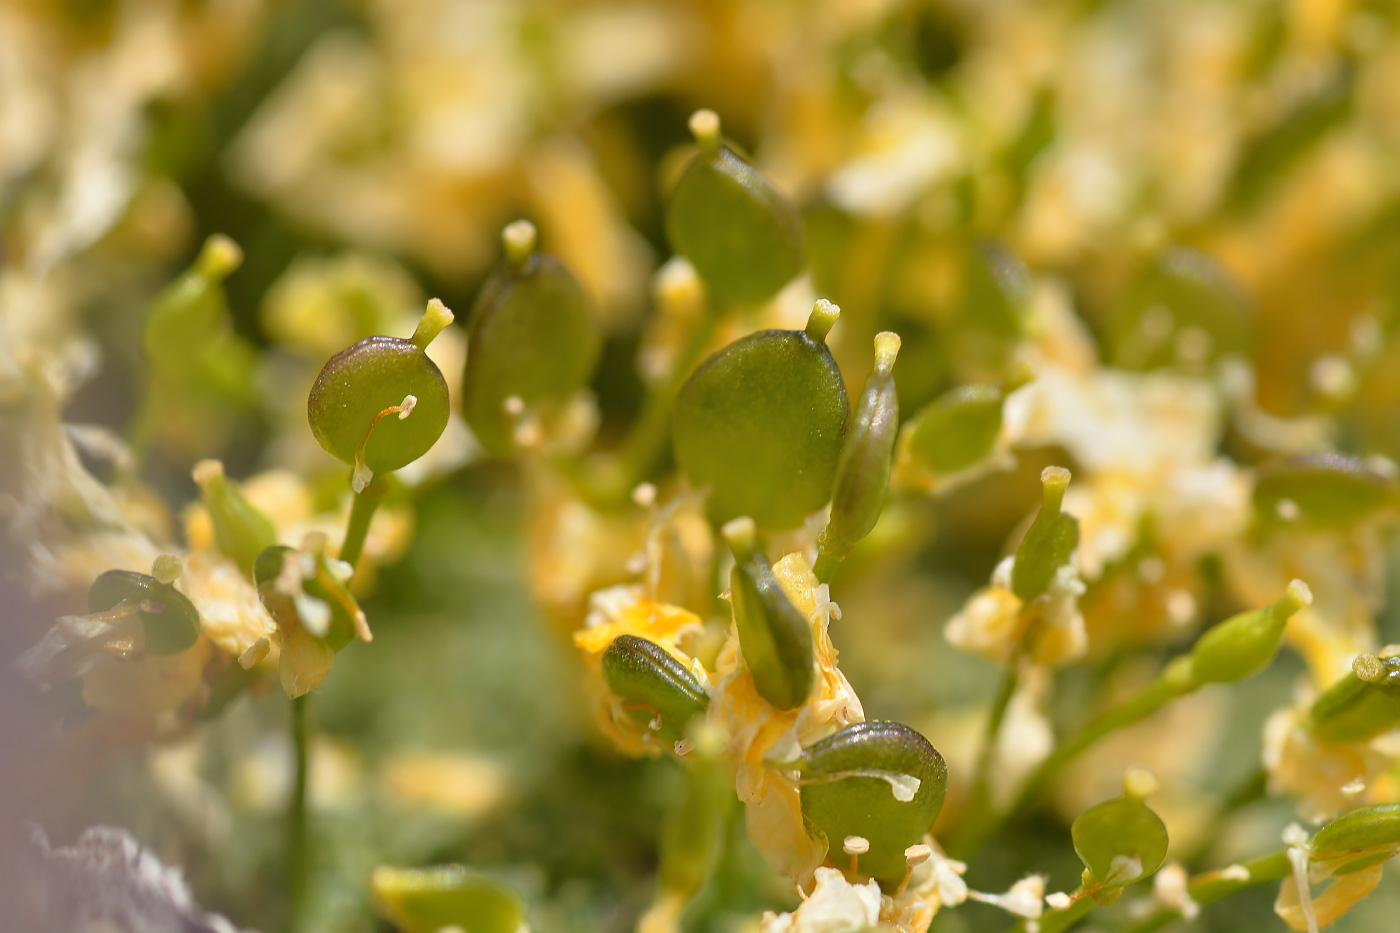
339,473,388,568
287,693,311,932
1119,850,1291,933
812,546,843,585
950,657,1022,857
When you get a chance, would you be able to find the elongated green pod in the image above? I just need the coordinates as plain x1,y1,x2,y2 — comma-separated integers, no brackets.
193,459,277,579
462,221,600,456
1010,466,1079,601
1312,804,1400,870
1188,579,1311,684
821,333,901,562
1307,654,1400,743
724,518,814,709
665,110,804,305
672,301,849,529
1071,772,1168,902
143,234,243,372
602,635,710,745
1254,453,1399,529
795,721,948,888
88,568,200,656
370,865,526,933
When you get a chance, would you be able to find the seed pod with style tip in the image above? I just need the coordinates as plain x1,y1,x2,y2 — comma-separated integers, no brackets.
795,721,948,888
602,635,710,746
1306,654,1400,744
1188,579,1311,684
672,300,849,529
665,110,805,306
1010,466,1079,601
88,568,201,656
192,459,277,579
901,384,1004,477
1253,453,1399,529
1311,804,1400,875
462,221,601,456
1071,772,1169,902
820,333,902,568
723,518,814,710
308,299,453,484
370,865,526,933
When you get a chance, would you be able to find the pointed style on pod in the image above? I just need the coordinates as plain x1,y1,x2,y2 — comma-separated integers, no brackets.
192,459,277,579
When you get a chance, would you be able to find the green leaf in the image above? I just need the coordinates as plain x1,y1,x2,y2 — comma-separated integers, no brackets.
724,518,815,710
602,635,709,746
672,302,849,529
370,865,526,933
665,110,805,306
88,569,200,656
463,222,600,456
796,721,948,888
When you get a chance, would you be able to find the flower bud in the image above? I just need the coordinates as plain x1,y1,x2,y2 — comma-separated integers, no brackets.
1188,579,1311,685
1071,774,1169,901
1010,466,1079,601
723,518,814,709
821,333,902,561
462,222,601,456
795,721,948,888
673,301,850,529
1306,654,1400,743
900,384,1004,477
601,634,710,745
369,865,525,933
1253,453,1399,529
1311,804,1400,875
664,110,805,305
308,300,453,480
88,568,201,656
192,460,277,579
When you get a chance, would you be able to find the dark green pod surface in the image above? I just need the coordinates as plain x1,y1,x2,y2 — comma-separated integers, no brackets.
88,569,200,656
1104,249,1251,371
1254,453,1399,529
665,145,804,305
903,385,1003,476
462,254,600,456
674,330,849,529
826,335,900,552
308,336,450,473
797,721,948,888
602,635,709,745
1071,795,1168,891
729,548,815,710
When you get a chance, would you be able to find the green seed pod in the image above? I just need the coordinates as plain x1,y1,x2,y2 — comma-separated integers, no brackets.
1104,249,1252,371
795,721,949,888
950,241,1031,379
462,221,601,456
1010,466,1079,602
724,518,814,709
88,569,200,656
1307,654,1400,744
143,234,243,373
1312,804,1400,867
602,635,710,745
1253,453,1399,529
821,333,902,563
192,460,277,579
901,384,1004,476
657,728,730,900
370,865,526,933
1188,579,1311,685
665,110,805,306
254,544,362,651
673,301,850,529
1071,773,1168,900
308,299,453,480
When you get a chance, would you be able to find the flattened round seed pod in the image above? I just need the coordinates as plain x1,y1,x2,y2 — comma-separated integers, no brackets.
602,635,709,745
665,115,804,306
902,385,1003,476
1253,452,1399,528
1071,794,1168,893
1104,249,1251,371
462,252,600,456
673,324,849,529
88,569,200,656
797,721,948,888
308,336,450,473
